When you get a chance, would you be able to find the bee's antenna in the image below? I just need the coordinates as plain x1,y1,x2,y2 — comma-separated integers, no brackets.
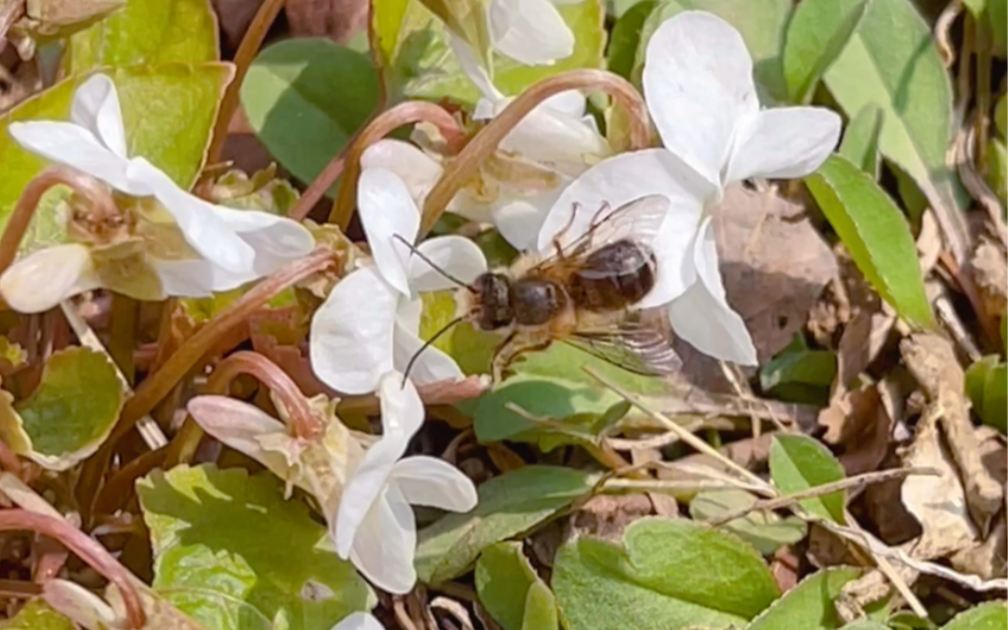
402,314,469,386
392,234,477,293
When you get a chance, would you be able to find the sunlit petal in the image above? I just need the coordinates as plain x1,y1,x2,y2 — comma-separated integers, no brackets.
347,484,418,594
151,258,255,296
70,74,127,159
393,322,465,385
390,455,477,512
642,11,758,189
536,149,706,304
8,121,136,192
330,612,384,630
493,191,558,251
358,168,421,296
310,266,398,395
448,35,502,101
0,244,101,313
668,217,757,365
725,107,842,183
125,158,255,273
410,236,487,291
489,0,574,66
500,103,609,177
361,139,444,205
205,204,315,273
377,370,425,439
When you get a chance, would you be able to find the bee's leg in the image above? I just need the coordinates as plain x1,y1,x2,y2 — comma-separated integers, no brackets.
491,329,553,382
550,202,581,257
491,331,518,383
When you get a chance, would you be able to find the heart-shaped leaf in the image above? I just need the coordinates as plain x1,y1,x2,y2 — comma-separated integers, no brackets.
747,567,863,630
63,0,219,74
0,600,75,630
476,542,558,630
941,602,1008,630
552,517,780,630
137,464,374,630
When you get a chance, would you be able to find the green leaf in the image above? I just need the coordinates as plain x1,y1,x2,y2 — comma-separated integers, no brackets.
782,0,868,103
985,138,1007,206
415,466,595,585
759,336,837,405
806,154,935,328
996,94,1007,140
473,377,619,444
748,567,863,630
0,348,123,471
0,600,75,630
839,104,884,178
941,602,1008,630
990,0,1007,56
689,489,807,555
476,542,557,630
822,0,967,237
137,464,374,630
241,39,380,188
965,356,1008,433
607,0,657,79
372,0,605,104
842,622,892,630
63,0,218,74
635,0,793,102
769,434,846,523
552,517,780,630
0,64,234,232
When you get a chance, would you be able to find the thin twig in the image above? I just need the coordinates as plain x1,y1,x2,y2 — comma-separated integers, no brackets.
420,69,652,236
114,248,335,441
584,367,775,494
205,0,286,165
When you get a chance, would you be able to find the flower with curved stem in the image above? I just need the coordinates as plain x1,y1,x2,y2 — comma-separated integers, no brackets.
0,73,314,313
334,371,477,594
359,42,609,251
310,168,487,395
537,11,841,365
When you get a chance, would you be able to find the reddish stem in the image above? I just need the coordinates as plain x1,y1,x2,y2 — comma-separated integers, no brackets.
206,351,321,439
205,0,286,166
420,69,651,235
0,509,144,629
114,248,335,442
328,101,466,229
0,167,117,277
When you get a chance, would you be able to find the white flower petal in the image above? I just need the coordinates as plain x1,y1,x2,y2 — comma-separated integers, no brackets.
43,579,118,630
359,168,421,296
448,35,503,102
493,191,558,251
361,139,444,205
393,322,465,385
70,74,128,159
725,107,842,183
186,396,293,478
390,455,477,512
8,121,136,192
330,612,385,630
348,484,418,594
378,369,425,439
642,11,758,189
668,217,756,365
541,90,587,117
0,244,100,313
500,104,609,176
206,204,315,272
410,236,487,292
151,258,254,296
536,150,705,304
310,266,398,395
489,0,575,66
125,158,256,273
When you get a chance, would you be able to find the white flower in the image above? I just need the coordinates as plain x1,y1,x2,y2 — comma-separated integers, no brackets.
334,372,477,594
310,168,487,395
537,11,841,365
331,612,384,630
361,41,608,252
1,74,314,312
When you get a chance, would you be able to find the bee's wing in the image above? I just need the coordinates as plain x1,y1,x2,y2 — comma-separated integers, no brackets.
547,194,671,262
564,318,682,377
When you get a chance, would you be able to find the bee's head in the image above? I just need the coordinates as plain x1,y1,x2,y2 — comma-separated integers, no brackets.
462,272,513,331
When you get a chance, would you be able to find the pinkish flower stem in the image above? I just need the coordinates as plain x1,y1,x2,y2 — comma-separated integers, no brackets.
328,101,466,229
0,509,145,629
0,167,118,279
420,69,651,236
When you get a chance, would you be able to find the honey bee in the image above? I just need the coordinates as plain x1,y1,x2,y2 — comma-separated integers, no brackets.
403,195,681,382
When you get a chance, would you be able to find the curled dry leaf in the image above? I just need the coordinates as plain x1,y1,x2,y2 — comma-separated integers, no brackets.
285,0,369,41
712,184,839,362
566,493,659,544
818,379,900,476
970,237,1008,321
